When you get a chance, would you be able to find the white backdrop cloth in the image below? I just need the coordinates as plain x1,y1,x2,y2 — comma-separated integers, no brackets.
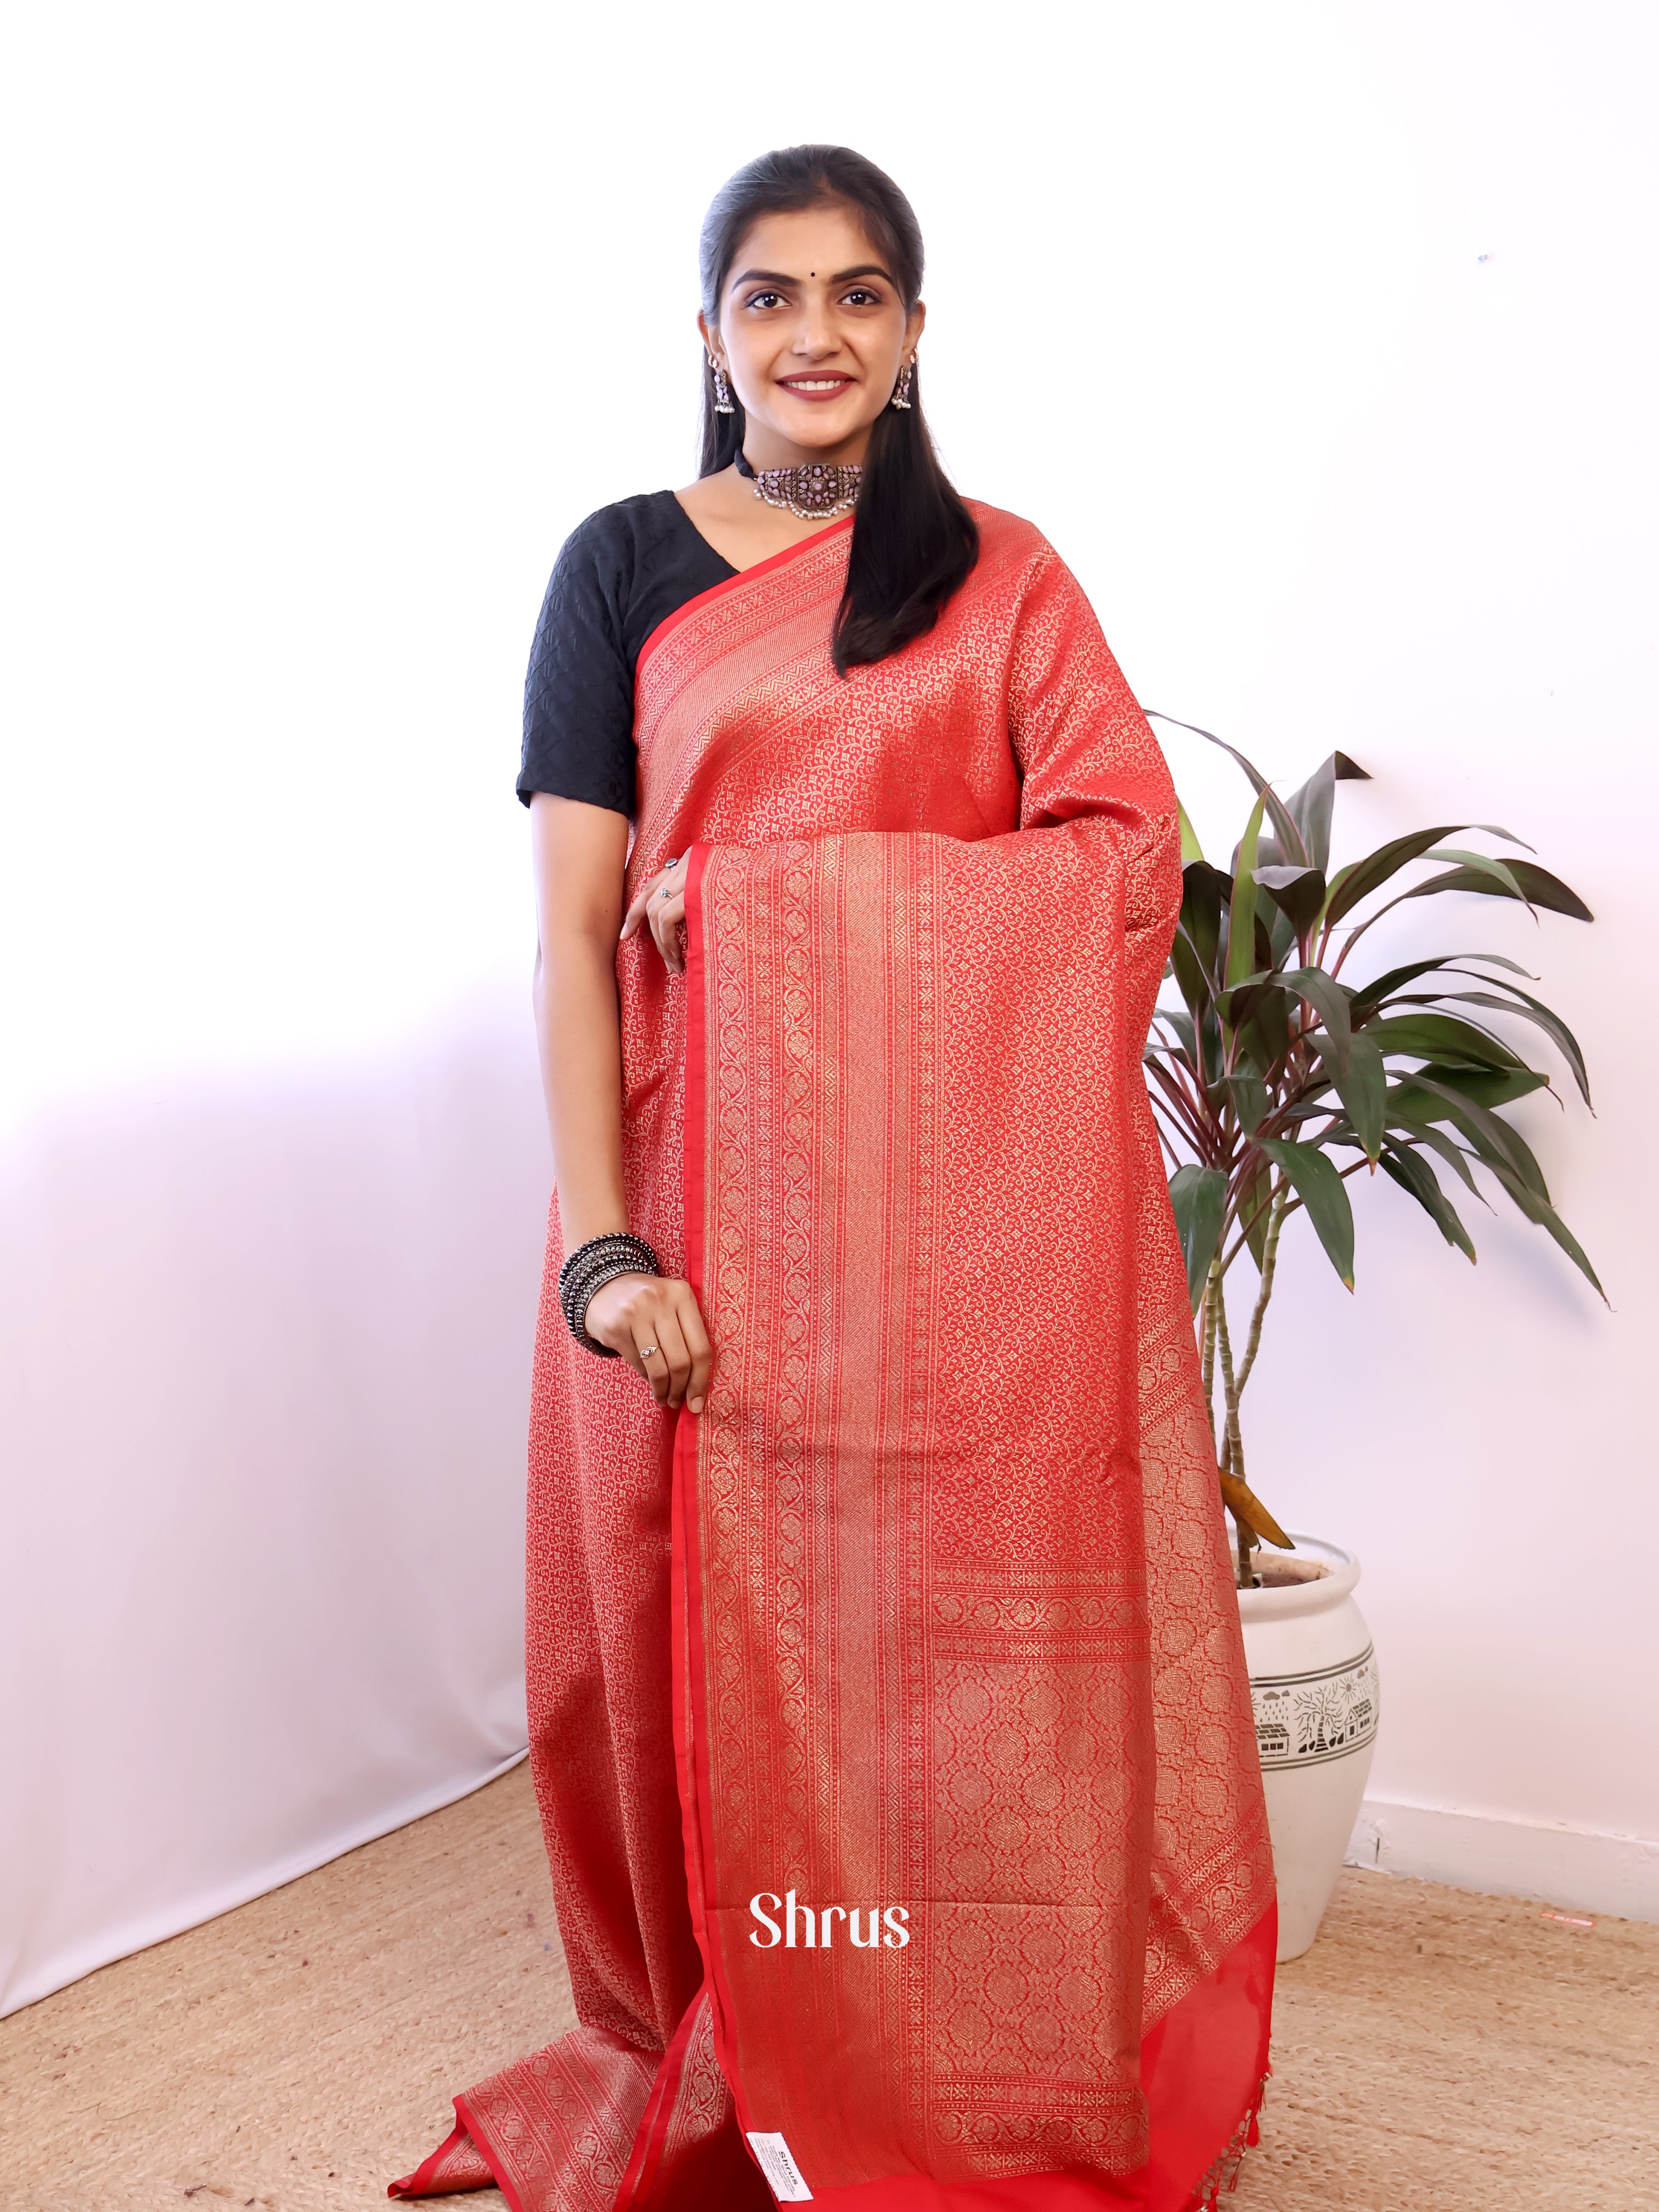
0,1005,543,2017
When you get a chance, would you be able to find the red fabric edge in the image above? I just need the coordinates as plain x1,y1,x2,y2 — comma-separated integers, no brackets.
680,842,710,1340
673,846,745,2045
386,2118,466,2197
387,2112,498,2201
635,513,855,678
454,2094,527,2212
1139,1900,1277,2211
608,1985,709,2209
671,843,752,2128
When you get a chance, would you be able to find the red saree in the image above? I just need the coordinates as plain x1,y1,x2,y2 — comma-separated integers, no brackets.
392,506,1274,2212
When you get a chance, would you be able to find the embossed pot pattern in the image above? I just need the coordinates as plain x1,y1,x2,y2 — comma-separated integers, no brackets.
1237,1534,1379,1961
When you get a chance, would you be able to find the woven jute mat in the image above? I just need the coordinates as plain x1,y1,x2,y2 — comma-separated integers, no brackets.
2,1760,1654,2209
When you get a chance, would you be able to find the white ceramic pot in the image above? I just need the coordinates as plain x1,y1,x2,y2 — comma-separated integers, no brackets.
1237,1533,1379,1962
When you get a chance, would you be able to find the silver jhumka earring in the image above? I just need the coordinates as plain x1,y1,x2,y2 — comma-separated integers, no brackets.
710,356,735,414
890,354,915,410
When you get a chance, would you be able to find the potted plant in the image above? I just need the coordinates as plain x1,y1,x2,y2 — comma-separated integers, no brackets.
1144,716,1599,1957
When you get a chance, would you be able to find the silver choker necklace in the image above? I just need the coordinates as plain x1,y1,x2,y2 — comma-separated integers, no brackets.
733,449,862,520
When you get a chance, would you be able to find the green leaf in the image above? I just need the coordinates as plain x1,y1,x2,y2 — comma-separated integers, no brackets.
1378,1141,1477,1261
1266,897,1298,971
1168,1165,1228,1313
1276,967,1354,1064
1199,1005,1225,1087
1177,799,1206,864
1254,863,1328,935
1223,1066,1269,1135
1323,824,1528,927
1421,847,1532,907
1169,928,1212,1025
1257,1137,1356,1288
1237,1154,1275,1269
1236,981,1291,1075
1366,1013,1528,1071
1285,751,1369,873
1438,989,1592,1108
1403,860,1593,922
1384,1113,1486,1198
1481,1156,1605,1301
1217,967,1269,1017
1398,1071,1551,1199
1178,861,1229,983
1225,792,1267,990
1145,713,1310,866
1348,952,1536,1023
1390,1066,1549,1122
1328,1032,1387,1161
1154,1008,1199,1072
1252,906,1279,975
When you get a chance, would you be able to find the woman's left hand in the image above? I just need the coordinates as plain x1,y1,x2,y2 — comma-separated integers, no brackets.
620,853,689,974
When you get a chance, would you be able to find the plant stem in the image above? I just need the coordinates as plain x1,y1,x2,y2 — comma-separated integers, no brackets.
1200,1259,1222,1459
1235,1181,1289,1398
1212,1278,1253,1587
1215,1282,1243,1472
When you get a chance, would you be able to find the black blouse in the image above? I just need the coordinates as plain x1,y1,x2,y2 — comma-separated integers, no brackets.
518,492,736,815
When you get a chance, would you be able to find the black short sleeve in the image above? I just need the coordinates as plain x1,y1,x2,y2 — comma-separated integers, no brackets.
517,492,735,814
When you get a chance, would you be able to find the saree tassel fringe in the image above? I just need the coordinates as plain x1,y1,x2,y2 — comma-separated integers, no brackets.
1180,2071,1271,2210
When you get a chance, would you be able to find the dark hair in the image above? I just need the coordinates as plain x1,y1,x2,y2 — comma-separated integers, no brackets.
697,145,979,677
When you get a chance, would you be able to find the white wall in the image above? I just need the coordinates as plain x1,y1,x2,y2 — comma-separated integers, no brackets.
3,1,1654,2014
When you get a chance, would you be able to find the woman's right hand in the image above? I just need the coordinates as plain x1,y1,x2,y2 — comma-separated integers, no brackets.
619,854,689,973
583,1271,713,1414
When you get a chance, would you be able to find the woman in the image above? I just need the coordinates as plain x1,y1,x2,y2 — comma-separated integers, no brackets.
395,145,1274,2212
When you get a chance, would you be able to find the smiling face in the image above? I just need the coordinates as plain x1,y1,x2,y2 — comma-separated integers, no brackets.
700,200,925,468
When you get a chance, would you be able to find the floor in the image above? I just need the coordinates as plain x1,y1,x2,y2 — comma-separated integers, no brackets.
3,1761,1654,2210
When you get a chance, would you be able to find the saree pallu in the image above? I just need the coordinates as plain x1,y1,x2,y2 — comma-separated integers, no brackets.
392,506,1274,2212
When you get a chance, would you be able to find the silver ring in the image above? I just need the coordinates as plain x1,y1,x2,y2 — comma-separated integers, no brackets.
639,1343,659,1360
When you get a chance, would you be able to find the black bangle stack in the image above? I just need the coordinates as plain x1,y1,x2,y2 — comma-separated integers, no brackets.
558,1233,662,1357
